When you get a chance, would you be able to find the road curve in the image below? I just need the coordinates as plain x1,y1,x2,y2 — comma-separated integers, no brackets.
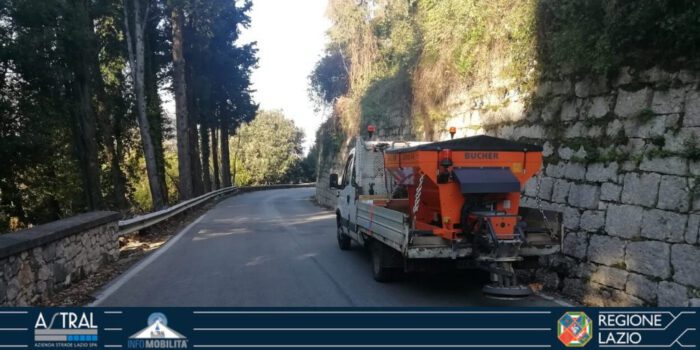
94,188,556,306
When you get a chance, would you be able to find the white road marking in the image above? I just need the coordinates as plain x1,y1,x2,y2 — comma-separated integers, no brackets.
89,213,208,306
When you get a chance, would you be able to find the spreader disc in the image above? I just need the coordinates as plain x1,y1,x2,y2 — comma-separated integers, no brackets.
482,284,532,298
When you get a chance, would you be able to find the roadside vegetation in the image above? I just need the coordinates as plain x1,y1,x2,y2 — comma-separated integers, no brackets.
308,0,700,157
0,0,260,232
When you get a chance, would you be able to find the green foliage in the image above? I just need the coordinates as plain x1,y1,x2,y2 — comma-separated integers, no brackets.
682,138,700,161
537,0,700,75
360,69,412,131
0,0,257,231
309,50,349,107
230,110,306,185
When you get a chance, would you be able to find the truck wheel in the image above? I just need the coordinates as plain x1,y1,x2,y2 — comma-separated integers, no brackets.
337,221,351,250
370,243,400,282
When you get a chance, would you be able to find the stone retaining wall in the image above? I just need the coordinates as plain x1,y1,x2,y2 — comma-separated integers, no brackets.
0,211,120,305
444,66,699,306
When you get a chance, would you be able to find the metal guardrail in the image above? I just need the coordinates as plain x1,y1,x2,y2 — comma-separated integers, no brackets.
117,183,315,236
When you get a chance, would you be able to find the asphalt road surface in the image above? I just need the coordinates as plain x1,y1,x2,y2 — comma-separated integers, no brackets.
94,188,557,306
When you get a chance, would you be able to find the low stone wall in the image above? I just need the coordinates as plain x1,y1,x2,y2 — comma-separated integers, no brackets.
0,211,120,305
315,155,345,209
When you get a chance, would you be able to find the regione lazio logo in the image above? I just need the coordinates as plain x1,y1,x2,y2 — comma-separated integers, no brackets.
558,311,593,347
128,313,188,349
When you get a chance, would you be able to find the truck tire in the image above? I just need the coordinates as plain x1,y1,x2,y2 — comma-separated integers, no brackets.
370,242,401,282
337,220,351,250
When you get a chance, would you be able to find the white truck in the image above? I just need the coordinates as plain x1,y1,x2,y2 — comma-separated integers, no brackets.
329,133,562,297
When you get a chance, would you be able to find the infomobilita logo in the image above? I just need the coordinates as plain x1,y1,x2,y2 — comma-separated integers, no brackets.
558,311,593,347
128,313,187,349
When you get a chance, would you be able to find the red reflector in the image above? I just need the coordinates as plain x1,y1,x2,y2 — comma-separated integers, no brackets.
440,148,452,161
367,124,376,133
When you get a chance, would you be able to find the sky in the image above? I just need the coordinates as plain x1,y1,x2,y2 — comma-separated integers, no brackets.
239,0,331,152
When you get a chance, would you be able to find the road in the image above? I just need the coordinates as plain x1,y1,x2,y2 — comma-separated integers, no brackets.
94,188,557,306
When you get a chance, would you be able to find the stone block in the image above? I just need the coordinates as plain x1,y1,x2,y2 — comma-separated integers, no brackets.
541,97,563,122
615,88,652,118
552,80,572,96
513,125,545,140
624,115,677,138
657,176,690,212
536,81,552,97
580,210,605,232
625,273,658,303
640,156,688,176
625,240,671,279
529,177,554,201
657,281,688,306
600,183,622,202
588,234,626,266
651,88,685,114
575,76,608,97
609,290,644,307
605,119,624,137
564,163,586,181
591,265,628,290
563,231,588,259
605,204,644,238
551,179,571,204
586,163,619,183
663,127,700,153
678,70,697,83
687,214,700,244
586,96,613,119
613,67,634,87
568,183,600,209
558,147,574,160
564,122,585,139
671,244,700,288
542,142,554,157
621,172,660,207
684,89,700,127
546,162,566,178
560,99,579,121
640,209,687,242
640,67,671,83
564,207,581,231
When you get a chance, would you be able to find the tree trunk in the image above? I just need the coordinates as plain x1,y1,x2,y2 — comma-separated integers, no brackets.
189,117,204,195
74,67,105,210
66,0,105,210
211,126,220,189
220,118,231,187
171,6,192,201
200,121,212,192
124,0,167,210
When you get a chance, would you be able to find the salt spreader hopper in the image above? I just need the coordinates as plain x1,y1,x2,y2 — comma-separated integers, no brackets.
330,131,563,298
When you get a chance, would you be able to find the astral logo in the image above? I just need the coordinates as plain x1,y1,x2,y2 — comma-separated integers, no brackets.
128,313,188,349
34,312,98,347
558,312,593,347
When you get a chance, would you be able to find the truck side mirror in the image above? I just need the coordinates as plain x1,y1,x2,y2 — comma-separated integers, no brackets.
329,173,339,189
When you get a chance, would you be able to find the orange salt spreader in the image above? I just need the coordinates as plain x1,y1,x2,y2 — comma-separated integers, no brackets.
383,134,555,297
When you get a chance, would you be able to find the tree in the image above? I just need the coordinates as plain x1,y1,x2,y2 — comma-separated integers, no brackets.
231,110,304,185
170,2,192,200
123,0,167,209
